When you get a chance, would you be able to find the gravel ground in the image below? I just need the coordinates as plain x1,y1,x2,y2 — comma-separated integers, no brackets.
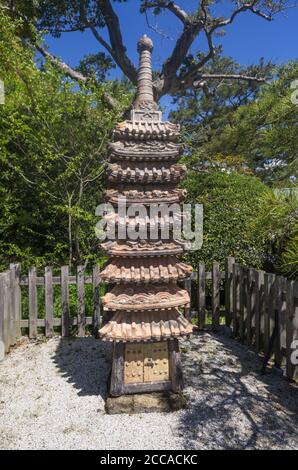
0,331,297,450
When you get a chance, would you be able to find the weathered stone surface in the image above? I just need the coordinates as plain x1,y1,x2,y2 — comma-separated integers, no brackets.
105,392,188,415
99,309,193,342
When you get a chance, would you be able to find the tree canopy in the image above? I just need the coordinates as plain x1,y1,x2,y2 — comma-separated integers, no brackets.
1,0,293,105
0,11,130,270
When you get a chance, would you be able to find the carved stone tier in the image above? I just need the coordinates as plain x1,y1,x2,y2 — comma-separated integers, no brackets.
109,141,182,162
102,284,190,311
101,256,192,284
101,240,184,257
99,309,193,342
113,121,180,141
105,188,187,205
104,212,182,231
107,162,186,184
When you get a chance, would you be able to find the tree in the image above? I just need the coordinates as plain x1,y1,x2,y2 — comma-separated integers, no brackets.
206,61,298,184
1,0,294,105
0,11,130,270
170,53,273,172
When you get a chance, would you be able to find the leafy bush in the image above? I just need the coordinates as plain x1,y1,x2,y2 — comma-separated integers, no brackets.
182,171,271,270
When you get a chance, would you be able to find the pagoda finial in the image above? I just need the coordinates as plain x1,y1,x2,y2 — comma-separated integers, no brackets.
132,35,161,122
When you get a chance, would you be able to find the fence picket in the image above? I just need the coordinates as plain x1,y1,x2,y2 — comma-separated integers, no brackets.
3,273,11,352
45,267,54,338
92,264,101,338
286,281,298,381
233,264,240,337
61,266,70,337
10,264,21,340
255,270,264,353
225,257,235,327
212,262,220,330
279,277,287,367
29,267,38,339
264,273,274,355
246,269,253,346
0,274,6,353
8,269,16,347
197,264,206,330
239,267,247,342
77,265,85,337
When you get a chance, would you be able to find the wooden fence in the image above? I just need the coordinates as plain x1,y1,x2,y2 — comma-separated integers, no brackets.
0,258,297,381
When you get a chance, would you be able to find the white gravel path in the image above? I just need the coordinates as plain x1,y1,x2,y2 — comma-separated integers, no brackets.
0,332,297,450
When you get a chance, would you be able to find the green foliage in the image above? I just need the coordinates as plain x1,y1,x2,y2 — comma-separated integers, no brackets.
170,54,272,165
249,190,298,277
181,172,271,270
280,223,298,279
0,11,130,271
203,62,298,184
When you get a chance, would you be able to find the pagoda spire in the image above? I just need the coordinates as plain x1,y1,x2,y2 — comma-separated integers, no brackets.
131,35,161,121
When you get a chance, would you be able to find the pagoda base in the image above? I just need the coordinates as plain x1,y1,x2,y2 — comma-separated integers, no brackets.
109,339,184,397
105,391,187,415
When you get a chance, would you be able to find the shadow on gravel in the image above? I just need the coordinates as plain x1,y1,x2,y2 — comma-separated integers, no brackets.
179,331,298,450
53,337,112,399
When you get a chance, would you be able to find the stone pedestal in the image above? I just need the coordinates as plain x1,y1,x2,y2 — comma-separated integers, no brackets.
105,391,188,415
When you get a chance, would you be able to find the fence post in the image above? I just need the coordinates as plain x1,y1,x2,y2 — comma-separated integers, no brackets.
255,270,264,353
0,274,6,357
264,273,275,356
77,265,86,337
233,264,240,337
93,264,101,339
29,267,38,339
8,268,16,347
1,272,12,352
61,266,70,337
212,261,220,330
225,257,235,327
274,276,287,368
10,263,21,340
197,263,206,330
239,267,247,342
286,280,298,381
45,267,54,338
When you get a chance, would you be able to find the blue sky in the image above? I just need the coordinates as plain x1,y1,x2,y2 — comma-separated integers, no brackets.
45,1,298,112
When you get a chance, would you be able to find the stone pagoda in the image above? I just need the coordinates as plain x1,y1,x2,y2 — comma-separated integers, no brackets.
99,35,193,397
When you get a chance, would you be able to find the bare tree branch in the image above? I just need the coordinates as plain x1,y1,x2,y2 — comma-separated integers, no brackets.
36,43,119,110
96,0,138,84
195,73,266,85
35,42,89,83
141,1,190,24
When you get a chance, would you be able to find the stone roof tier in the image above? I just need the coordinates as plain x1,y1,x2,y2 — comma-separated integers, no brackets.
105,188,187,205
113,121,180,141
109,141,182,162
107,163,186,184
102,284,190,311
99,308,193,342
101,256,192,284
101,240,184,257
